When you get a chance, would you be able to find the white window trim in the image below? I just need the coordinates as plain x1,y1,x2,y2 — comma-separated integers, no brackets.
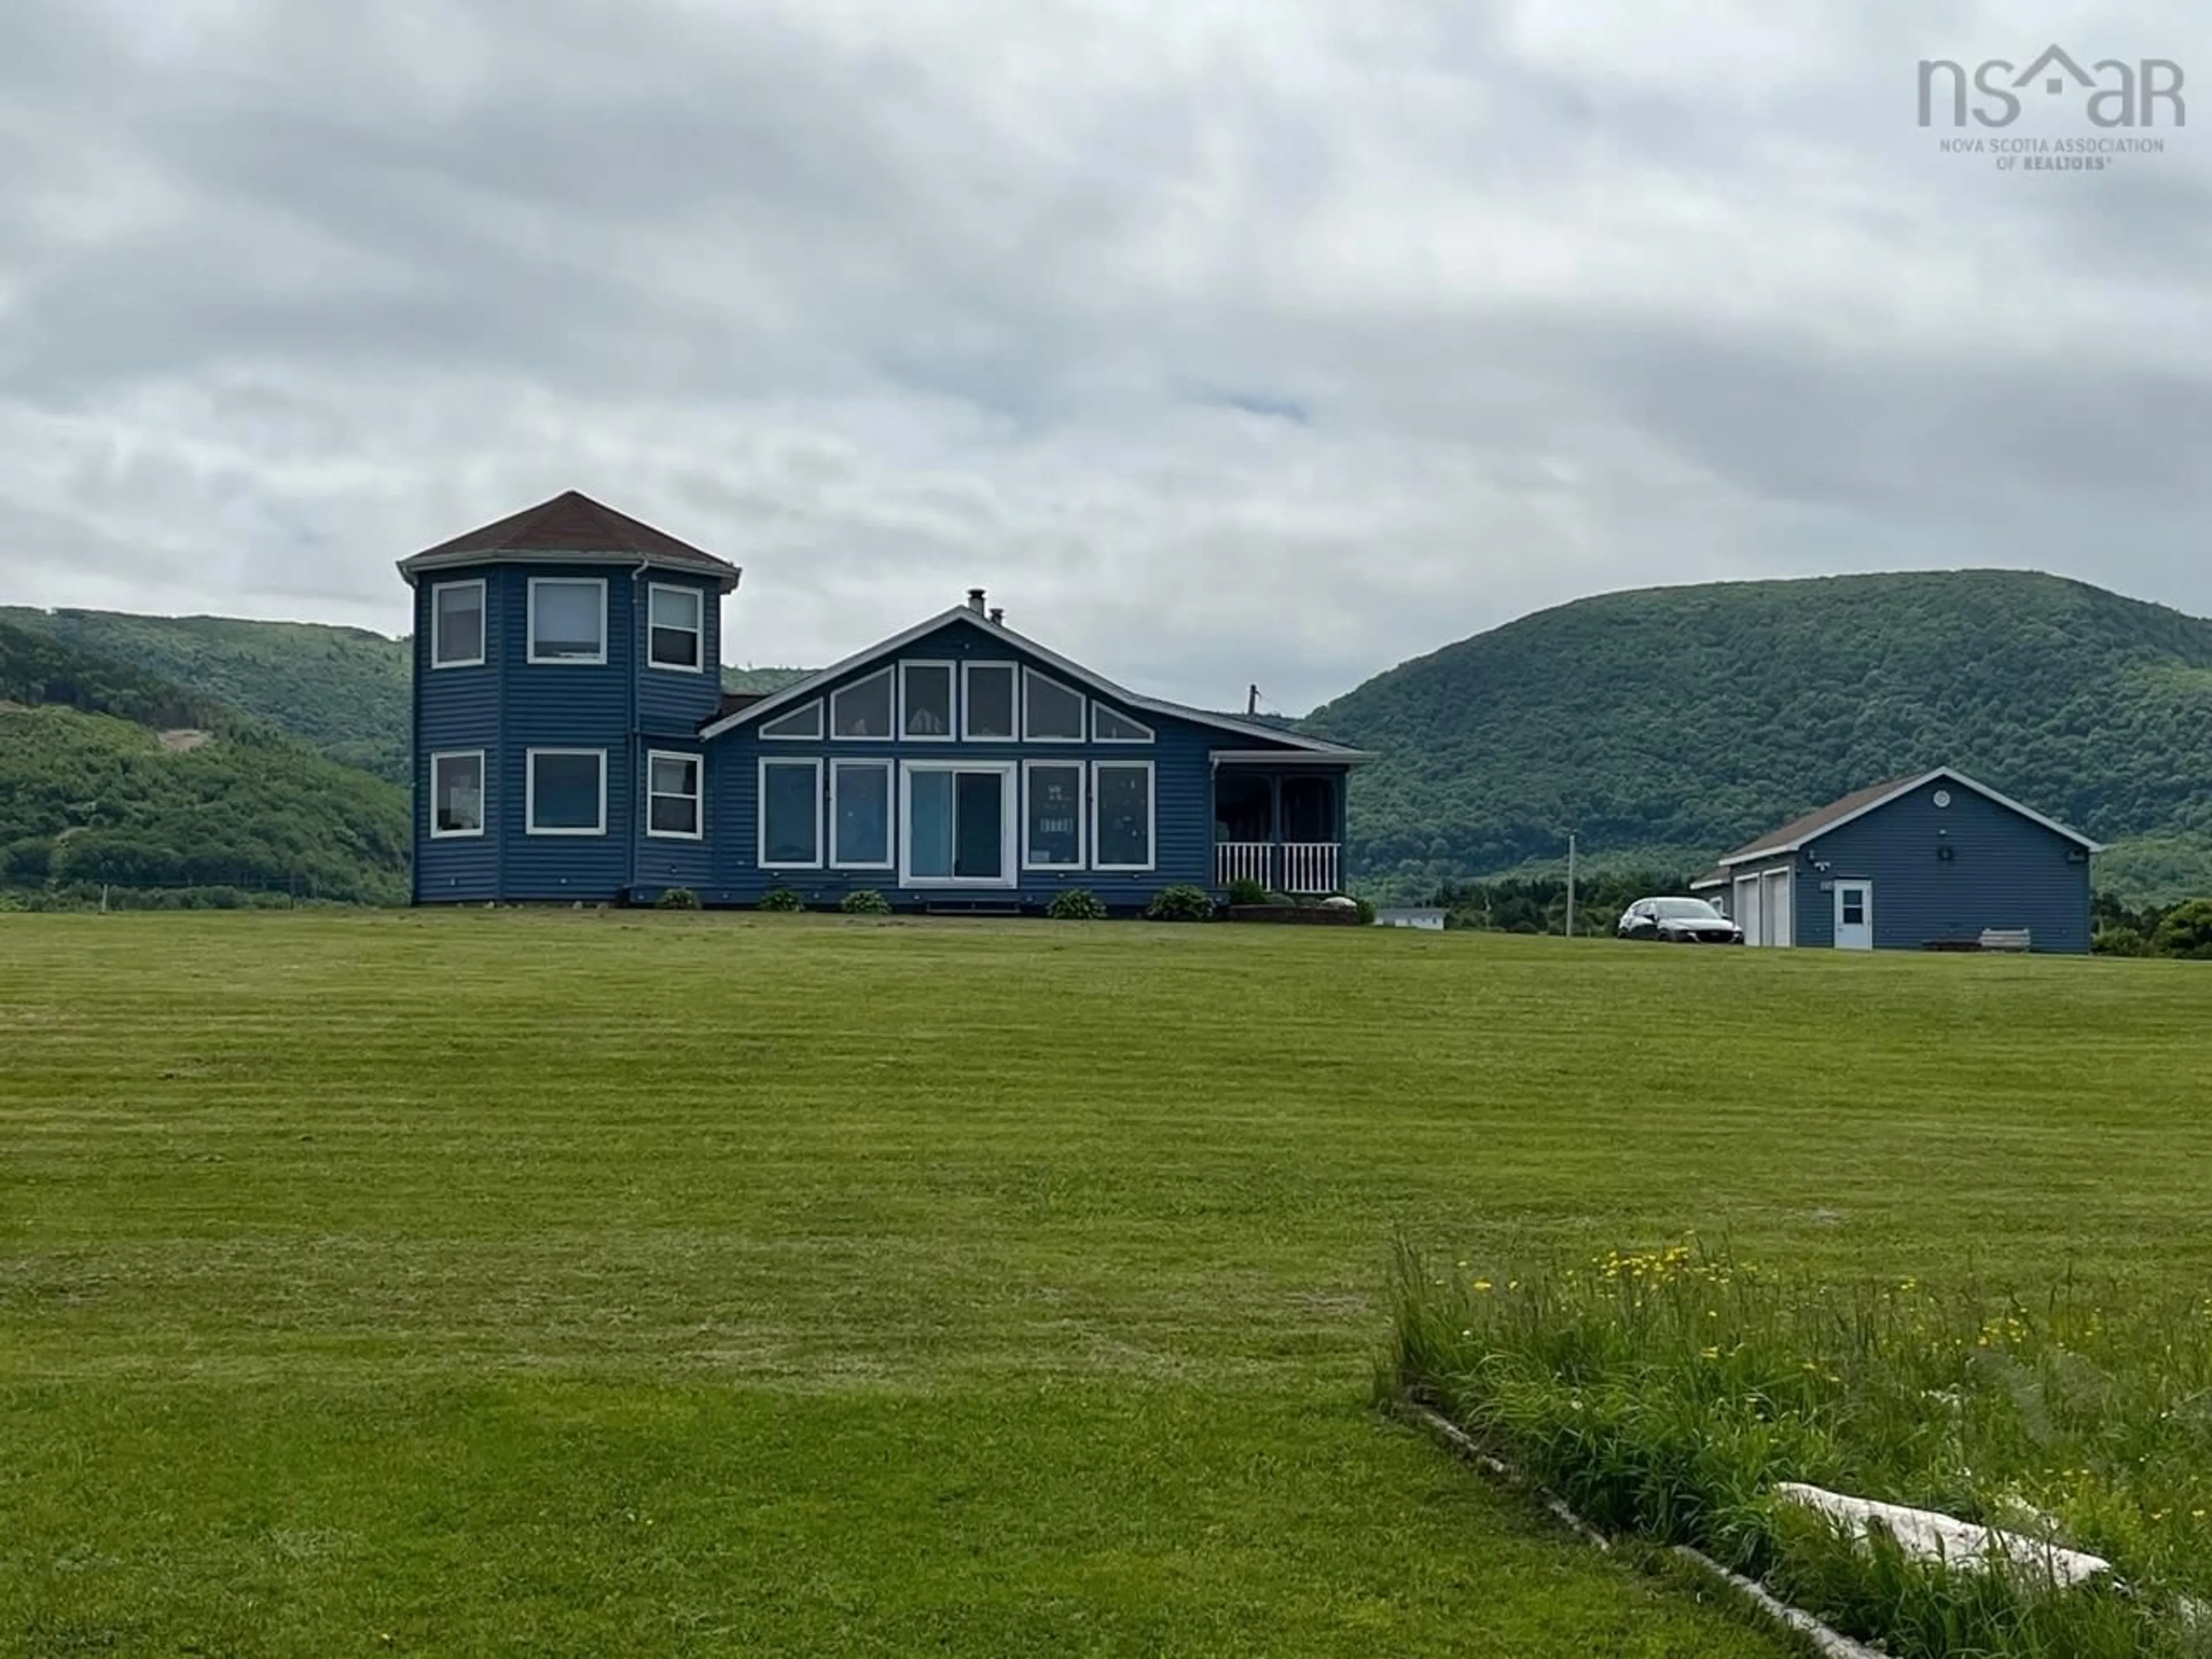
758,756,824,869
898,660,957,743
646,582,706,674
1021,758,1086,872
960,660,1018,741
1091,704,1154,744
1021,668,1086,744
527,576,608,666
1091,759,1156,873
898,760,1017,888
428,749,486,839
525,748,607,836
644,749,703,840
830,759,896,870
830,666,896,741
430,579,486,670
759,699,824,740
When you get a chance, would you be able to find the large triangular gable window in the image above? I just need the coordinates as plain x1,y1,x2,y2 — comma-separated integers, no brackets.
832,668,895,738
760,700,823,740
1022,669,1085,743
1092,706,1153,744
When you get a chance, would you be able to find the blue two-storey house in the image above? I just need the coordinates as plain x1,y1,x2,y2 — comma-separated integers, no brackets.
402,490,1369,911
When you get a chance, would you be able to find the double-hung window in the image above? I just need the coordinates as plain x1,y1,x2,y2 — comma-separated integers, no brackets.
430,751,484,836
646,752,702,838
648,584,704,671
430,581,485,668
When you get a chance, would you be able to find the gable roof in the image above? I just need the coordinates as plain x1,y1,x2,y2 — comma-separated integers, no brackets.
1717,767,2103,866
397,490,741,592
711,690,771,722
697,603,1369,759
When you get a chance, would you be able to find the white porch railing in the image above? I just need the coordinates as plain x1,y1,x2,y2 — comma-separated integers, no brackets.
1217,841,1273,889
1215,842,1342,896
1279,842,1340,895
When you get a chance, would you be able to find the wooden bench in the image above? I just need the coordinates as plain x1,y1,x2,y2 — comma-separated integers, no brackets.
1977,928,2032,953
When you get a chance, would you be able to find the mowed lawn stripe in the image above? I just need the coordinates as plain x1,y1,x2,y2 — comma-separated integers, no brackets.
5,912,2208,1656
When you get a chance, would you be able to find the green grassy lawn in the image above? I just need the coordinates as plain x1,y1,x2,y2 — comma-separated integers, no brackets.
3,915,2208,1657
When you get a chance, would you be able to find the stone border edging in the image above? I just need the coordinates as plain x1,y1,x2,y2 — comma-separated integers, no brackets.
1400,1402,1885,1659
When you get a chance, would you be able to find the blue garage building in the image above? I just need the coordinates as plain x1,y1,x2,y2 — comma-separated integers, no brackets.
1692,768,2101,953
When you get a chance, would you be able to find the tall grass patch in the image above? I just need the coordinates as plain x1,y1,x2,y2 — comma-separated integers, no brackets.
1387,1239,2212,1657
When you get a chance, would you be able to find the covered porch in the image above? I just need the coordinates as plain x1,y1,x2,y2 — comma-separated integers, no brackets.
1212,759,1349,895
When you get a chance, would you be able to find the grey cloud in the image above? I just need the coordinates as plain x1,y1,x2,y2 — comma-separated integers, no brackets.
2,0,2210,713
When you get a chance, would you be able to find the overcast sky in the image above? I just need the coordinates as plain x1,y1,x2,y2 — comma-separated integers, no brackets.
3,1,2207,713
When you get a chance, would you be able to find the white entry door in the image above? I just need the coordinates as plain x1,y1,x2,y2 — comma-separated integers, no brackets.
1832,881,1874,950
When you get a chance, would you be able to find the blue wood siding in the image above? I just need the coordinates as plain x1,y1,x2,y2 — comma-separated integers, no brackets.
497,566,633,902
634,744,715,892
412,564,501,902
411,592,1351,909
634,574,724,735
685,616,1347,910
410,562,728,904
1787,780,2092,952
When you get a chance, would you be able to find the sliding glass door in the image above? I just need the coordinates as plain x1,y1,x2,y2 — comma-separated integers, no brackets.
900,763,1015,887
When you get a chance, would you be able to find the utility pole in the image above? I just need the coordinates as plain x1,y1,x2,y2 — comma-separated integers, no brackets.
1565,834,1576,938
1247,683,1260,718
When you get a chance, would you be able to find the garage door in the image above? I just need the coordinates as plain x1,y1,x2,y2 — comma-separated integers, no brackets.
1760,868,1792,947
1734,875,1762,945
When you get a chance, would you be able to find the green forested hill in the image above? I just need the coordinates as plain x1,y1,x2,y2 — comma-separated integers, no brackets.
0,607,413,782
0,623,410,906
12,572,2210,909
1300,571,2212,904
1,609,817,777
